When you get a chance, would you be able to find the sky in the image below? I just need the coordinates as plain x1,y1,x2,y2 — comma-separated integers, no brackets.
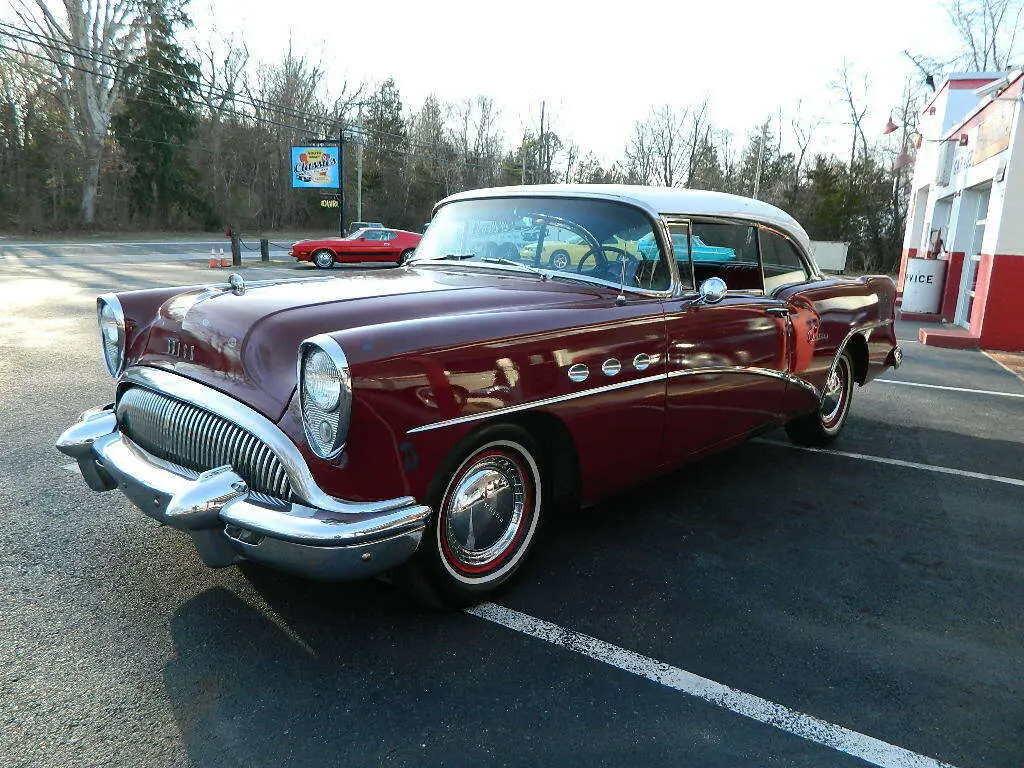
196,0,964,164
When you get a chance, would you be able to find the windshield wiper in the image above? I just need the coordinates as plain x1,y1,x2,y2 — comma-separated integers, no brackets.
408,252,477,264
480,257,548,279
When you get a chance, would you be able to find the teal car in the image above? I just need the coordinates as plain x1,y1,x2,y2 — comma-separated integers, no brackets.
637,232,737,262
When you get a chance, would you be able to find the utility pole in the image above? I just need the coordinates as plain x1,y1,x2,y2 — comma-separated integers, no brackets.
539,101,546,184
338,123,346,235
356,103,364,223
752,119,768,200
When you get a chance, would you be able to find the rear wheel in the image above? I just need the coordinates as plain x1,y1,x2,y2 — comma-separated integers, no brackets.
785,351,854,446
311,249,334,269
397,424,546,608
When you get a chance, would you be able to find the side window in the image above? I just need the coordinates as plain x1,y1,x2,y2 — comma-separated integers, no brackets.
535,217,670,292
602,219,670,293
760,230,810,293
690,222,762,293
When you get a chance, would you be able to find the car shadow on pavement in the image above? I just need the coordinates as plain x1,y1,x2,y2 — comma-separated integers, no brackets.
163,580,456,768
161,417,1023,768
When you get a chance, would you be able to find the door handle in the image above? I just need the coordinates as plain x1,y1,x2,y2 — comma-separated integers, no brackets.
766,307,791,317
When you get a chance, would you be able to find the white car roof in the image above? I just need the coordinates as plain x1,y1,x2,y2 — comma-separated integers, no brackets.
437,184,812,256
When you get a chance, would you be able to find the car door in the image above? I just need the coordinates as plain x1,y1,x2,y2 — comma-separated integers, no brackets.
356,229,385,261
372,230,401,262
339,229,370,261
660,219,791,465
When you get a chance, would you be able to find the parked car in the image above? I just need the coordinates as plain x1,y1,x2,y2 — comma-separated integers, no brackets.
58,184,900,607
638,231,737,262
290,228,421,268
346,221,384,235
519,226,640,270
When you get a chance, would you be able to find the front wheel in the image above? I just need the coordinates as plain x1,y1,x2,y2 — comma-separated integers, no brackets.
398,425,546,607
785,351,854,446
311,249,334,269
550,250,570,270
399,249,415,265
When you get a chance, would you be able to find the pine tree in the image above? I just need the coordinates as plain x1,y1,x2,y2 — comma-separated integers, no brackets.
363,78,409,225
112,0,213,228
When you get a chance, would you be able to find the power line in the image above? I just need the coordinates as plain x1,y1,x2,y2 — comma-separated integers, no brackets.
0,20,325,127
1,21,498,161
0,39,509,174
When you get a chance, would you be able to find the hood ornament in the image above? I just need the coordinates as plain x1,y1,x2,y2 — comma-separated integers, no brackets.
228,273,246,296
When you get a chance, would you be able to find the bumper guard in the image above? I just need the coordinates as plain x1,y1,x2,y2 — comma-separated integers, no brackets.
56,406,430,580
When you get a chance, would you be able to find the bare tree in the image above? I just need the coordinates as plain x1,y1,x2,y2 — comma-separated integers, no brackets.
561,140,579,184
650,104,687,186
948,0,1022,70
452,95,503,188
788,102,820,207
18,0,143,225
833,62,870,178
683,96,713,187
624,119,655,184
196,34,249,122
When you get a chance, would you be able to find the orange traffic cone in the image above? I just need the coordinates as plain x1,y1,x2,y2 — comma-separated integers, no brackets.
220,257,231,268
209,257,218,268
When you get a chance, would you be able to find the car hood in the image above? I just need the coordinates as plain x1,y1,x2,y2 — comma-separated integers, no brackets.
297,237,350,247
136,266,605,420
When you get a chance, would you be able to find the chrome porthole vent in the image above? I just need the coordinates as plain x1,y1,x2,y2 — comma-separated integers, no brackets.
567,363,590,383
602,358,622,377
633,353,651,372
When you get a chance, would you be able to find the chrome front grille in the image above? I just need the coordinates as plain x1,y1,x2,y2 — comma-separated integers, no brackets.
116,386,292,501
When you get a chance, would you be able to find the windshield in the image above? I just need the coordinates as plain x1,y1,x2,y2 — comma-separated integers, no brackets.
415,197,671,292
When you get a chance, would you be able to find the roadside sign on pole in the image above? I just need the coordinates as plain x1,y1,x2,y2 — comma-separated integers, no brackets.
290,146,341,189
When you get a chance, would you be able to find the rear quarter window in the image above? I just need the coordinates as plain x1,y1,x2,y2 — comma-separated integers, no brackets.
760,230,810,293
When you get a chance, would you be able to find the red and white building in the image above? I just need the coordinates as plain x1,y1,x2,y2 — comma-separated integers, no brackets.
898,70,1024,350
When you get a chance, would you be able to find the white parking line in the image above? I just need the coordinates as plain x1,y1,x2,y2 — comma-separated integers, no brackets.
467,603,958,768
981,351,1024,382
756,439,1024,487
896,338,920,344
876,379,1024,399
0,240,227,248
63,463,79,474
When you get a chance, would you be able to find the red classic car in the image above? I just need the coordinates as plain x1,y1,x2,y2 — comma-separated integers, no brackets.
58,185,901,607
290,227,421,268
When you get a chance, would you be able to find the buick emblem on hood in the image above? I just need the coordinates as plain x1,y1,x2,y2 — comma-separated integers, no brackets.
166,337,195,361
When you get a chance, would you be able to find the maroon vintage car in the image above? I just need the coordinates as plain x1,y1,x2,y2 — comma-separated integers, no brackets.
289,227,421,268
57,185,900,606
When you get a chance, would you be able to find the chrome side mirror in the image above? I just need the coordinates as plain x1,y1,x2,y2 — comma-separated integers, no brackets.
697,276,728,304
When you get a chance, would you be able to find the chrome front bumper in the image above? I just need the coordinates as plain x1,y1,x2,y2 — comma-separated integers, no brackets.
56,406,431,580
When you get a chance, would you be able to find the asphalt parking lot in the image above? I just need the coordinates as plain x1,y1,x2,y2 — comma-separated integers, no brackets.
1,254,1022,768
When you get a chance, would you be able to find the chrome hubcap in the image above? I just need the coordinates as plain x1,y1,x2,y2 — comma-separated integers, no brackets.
314,252,332,267
820,360,848,425
444,454,526,570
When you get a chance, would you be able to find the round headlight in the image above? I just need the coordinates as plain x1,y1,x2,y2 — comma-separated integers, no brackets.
303,348,342,411
298,337,352,459
97,295,125,377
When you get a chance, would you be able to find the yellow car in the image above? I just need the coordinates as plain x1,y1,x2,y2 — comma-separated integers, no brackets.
520,227,639,271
